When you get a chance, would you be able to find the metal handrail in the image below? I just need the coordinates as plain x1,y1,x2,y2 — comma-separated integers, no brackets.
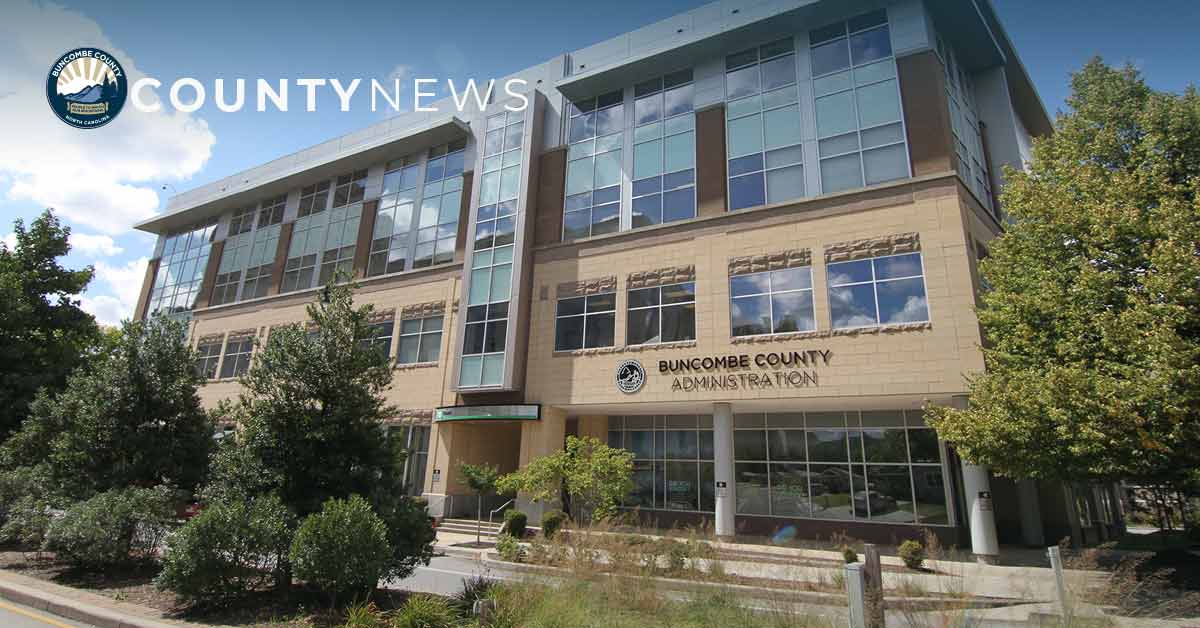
488,498,515,524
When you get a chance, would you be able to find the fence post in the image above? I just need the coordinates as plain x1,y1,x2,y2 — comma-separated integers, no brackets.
862,544,885,628
1047,546,1070,618
846,562,866,628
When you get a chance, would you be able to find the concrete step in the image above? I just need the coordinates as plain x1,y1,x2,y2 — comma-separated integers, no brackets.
438,519,503,537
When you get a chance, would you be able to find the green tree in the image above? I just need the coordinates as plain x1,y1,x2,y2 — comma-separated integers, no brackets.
0,315,213,501
208,280,434,583
926,60,1200,495
457,462,501,545
498,436,634,521
0,210,99,439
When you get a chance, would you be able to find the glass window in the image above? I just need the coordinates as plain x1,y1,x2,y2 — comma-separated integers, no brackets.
565,90,624,240
633,70,696,229
194,340,222,380
811,10,909,194
610,411,948,523
297,181,330,218
726,39,803,210
147,221,216,319
360,320,394,359
398,315,443,364
627,282,695,345
218,336,254,379
730,266,815,336
332,169,368,208
415,140,467,269
827,252,928,329
554,292,616,351
368,155,420,277
937,34,995,216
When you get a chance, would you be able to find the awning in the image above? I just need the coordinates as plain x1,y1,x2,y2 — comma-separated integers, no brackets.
434,404,541,423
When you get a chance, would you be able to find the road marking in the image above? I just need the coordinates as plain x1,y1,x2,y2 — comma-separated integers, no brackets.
0,599,80,628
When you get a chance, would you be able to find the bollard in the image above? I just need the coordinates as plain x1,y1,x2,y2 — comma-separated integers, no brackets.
846,562,866,628
473,598,496,624
1047,546,1070,618
862,544,884,628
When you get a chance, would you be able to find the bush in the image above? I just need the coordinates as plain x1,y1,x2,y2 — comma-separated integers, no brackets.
374,495,436,582
0,495,53,550
540,509,566,539
392,594,457,628
898,539,926,570
156,494,294,604
290,495,391,601
452,576,495,615
341,599,385,628
502,509,527,538
45,487,173,568
841,545,858,564
495,534,524,563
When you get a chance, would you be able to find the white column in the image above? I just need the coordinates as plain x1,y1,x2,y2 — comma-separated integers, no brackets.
712,402,736,539
961,463,1000,563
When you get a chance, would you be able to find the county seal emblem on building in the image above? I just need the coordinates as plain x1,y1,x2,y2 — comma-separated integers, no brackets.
46,47,127,129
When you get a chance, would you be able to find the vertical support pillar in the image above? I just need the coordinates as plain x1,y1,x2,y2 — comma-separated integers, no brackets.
961,462,1000,564
713,402,736,540
1017,479,1045,547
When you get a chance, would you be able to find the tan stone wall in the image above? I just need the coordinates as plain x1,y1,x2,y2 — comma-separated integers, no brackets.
523,180,985,408
190,267,464,416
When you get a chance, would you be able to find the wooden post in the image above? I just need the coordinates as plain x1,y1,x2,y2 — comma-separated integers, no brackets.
862,544,885,628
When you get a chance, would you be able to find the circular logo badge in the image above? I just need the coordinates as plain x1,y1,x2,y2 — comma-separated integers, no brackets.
615,359,646,394
46,47,128,129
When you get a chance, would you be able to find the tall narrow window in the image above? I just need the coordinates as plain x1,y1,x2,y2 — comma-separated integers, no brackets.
219,335,254,379
827,252,928,329
241,194,286,300
730,266,815,336
461,110,524,388
725,38,803,210
811,9,909,193
368,156,420,276
554,292,616,351
318,170,365,285
564,90,623,240
627,282,696,345
633,69,696,228
415,140,466,268
283,181,333,293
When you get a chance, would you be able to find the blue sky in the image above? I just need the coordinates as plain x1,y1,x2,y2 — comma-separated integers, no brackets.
1,0,1197,325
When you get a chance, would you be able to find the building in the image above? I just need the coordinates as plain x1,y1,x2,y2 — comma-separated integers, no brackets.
133,0,1124,562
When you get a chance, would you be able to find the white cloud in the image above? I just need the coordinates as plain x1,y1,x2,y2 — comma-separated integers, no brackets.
80,256,148,326
1,232,14,250
70,232,122,257
0,0,215,235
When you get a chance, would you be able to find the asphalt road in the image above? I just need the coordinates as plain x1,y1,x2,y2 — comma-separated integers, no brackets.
0,598,94,628
391,553,525,596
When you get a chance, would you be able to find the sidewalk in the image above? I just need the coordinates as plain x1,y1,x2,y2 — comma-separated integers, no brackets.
0,568,205,628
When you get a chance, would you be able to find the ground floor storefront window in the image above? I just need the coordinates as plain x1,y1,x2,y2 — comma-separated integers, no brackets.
608,410,949,525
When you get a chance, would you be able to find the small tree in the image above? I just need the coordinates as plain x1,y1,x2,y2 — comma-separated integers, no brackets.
0,315,213,501
498,436,634,521
457,462,500,545
205,280,433,586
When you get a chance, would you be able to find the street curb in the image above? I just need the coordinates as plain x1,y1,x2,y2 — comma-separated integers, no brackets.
0,572,194,628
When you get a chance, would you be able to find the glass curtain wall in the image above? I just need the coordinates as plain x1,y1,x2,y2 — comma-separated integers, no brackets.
609,411,949,525
148,220,217,318
461,110,523,388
